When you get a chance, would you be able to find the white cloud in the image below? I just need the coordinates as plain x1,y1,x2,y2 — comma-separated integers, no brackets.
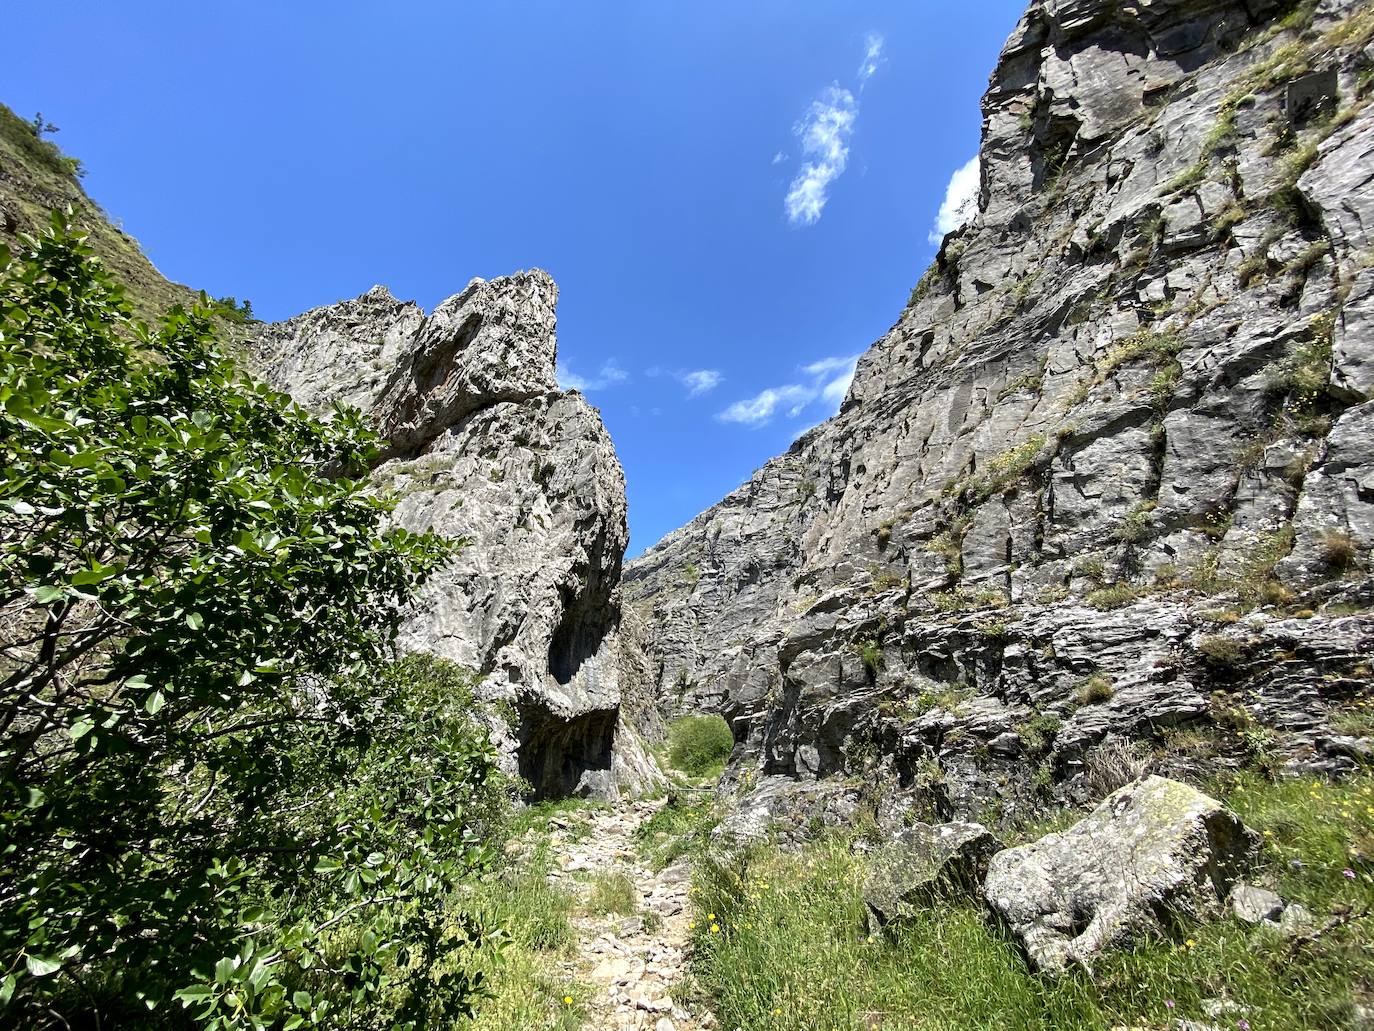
557,358,628,392
929,155,980,245
857,33,885,85
717,354,859,427
784,85,857,227
679,369,722,398
772,151,787,165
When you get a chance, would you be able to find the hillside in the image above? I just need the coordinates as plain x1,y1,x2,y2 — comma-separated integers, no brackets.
0,102,197,321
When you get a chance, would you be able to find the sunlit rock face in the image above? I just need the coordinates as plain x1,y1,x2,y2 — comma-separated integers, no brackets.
252,273,661,800
626,0,1374,827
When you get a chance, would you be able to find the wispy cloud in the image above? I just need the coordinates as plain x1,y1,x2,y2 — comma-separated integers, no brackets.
717,354,859,427
929,155,980,245
784,86,857,227
679,369,722,398
771,151,787,165
557,358,629,392
781,35,886,227
857,33,885,86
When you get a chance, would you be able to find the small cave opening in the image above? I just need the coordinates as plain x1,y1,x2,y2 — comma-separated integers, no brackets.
516,705,617,801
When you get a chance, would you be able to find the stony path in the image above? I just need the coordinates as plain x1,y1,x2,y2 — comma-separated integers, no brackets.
546,800,712,1031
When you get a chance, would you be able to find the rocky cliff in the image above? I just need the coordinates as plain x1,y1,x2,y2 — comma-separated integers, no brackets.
251,276,661,800
626,0,1374,832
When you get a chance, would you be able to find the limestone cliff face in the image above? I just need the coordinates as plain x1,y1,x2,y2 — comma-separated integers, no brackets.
626,0,1374,829
252,275,661,800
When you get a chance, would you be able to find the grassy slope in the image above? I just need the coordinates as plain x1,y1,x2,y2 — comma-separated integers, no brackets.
683,773,1374,1031
0,102,198,322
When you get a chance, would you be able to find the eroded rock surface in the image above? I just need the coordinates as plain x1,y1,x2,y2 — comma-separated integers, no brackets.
983,776,1258,972
252,274,660,799
627,0,1374,826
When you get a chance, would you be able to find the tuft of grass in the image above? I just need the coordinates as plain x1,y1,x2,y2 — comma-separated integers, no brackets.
1085,583,1140,610
585,870,638,916
1075,674,1116,706
636,794,719,869
688,775,1374,1031
666,714,734,778
1197,634,1248,667
1319,530,1359,572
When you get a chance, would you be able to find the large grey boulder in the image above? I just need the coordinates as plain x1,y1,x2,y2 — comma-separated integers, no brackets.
251,273,661,800
863,821,1002,931
983,776,1259,972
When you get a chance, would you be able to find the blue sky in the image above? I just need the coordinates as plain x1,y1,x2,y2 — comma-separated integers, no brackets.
6,0,1026,556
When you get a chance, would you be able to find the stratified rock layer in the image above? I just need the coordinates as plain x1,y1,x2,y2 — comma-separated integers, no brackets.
252,274,659,799
627,0,1374,824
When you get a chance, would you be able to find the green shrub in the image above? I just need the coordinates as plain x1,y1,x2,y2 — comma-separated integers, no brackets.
0,218,500,1028
666,715,734,777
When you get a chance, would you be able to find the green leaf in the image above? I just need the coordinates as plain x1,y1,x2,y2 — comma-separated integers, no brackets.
32,585,65,605
144,690,166,715
25,954,62,977
67,718,94,742
185,612,204,630
292,990,312,1009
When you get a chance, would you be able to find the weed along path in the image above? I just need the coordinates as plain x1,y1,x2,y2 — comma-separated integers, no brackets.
545,798,709,1031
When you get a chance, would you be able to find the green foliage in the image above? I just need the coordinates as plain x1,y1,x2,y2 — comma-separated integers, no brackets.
1112,501,1157,544
666,715,734,778
1075,674,1115,706
855,638,884,679
635,793,718,869
947,434,1049,504
690,774,1374,1030
0,219,503,1028
1016,713,1062,754
0,106,84,179
925,514,972,576
1101,328,1184,378
461,844,585,1030
1085,583,1141,610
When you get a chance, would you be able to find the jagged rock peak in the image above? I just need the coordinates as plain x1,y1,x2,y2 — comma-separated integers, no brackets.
251,269,662,802
250,269,559,443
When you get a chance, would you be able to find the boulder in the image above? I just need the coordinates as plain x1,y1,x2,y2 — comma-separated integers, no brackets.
863,821,1001,931
983,776,1259,972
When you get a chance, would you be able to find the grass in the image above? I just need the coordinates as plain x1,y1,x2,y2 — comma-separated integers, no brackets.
586,870,639,916
949,434,1049,503
636,792,720,869
460,843,588,1030
666,714,734,778
687,774,1374,1031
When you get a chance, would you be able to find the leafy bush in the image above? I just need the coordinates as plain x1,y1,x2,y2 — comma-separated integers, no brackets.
0,218,501,1027
666,715,734,777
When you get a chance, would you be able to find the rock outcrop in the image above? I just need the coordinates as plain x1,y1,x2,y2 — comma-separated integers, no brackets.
983,776,1258,972
252,274,660,799
863,821,1002,931
627,1,1374,824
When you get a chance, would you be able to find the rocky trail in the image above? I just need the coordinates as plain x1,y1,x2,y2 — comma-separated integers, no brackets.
545,800,710,1031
